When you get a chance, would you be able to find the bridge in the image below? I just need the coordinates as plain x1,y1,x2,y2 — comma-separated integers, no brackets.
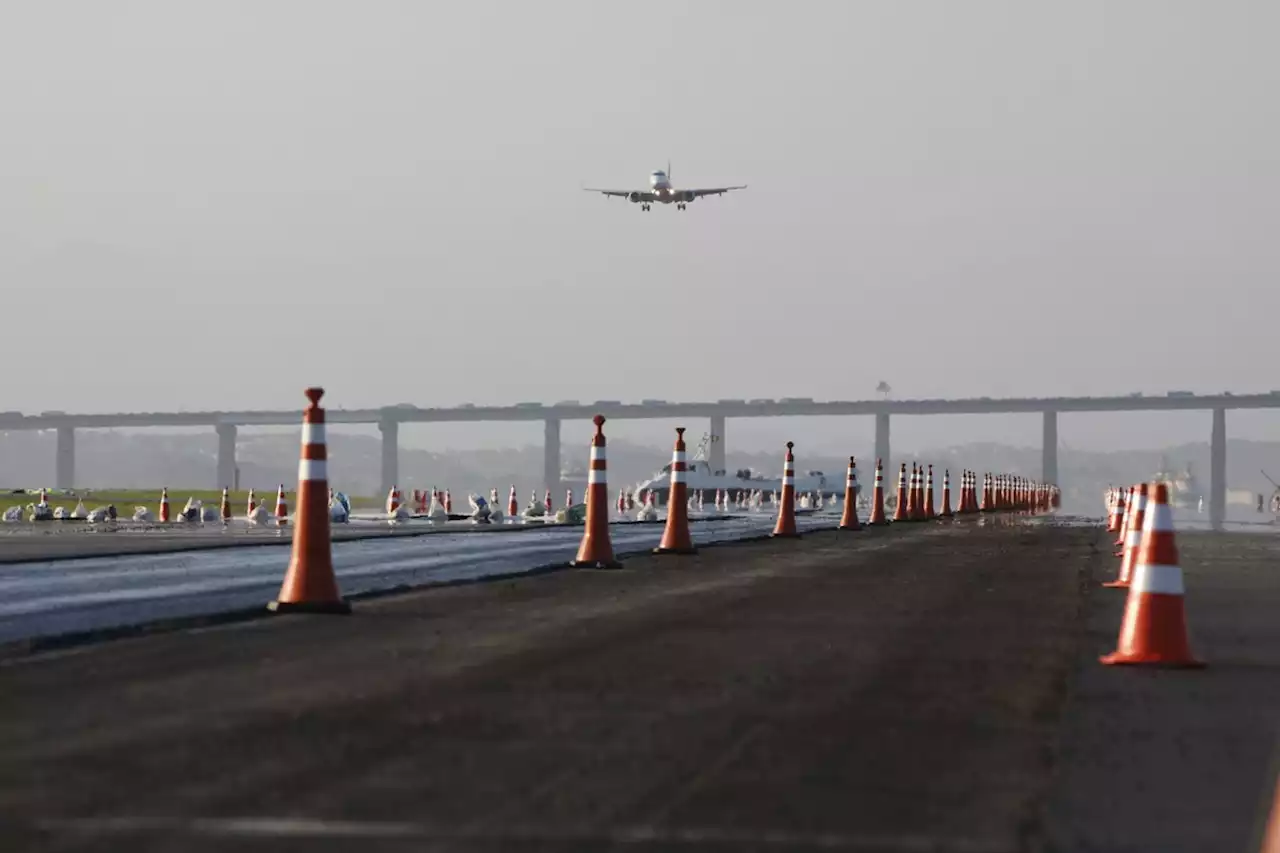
5,392,1277,529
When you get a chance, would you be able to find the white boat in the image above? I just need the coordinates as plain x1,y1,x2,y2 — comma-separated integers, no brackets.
1153,457,1201,510
630,433,853,503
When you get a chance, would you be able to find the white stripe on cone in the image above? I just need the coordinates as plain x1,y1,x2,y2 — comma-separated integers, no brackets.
299,460,327,482
1129,563,1186,596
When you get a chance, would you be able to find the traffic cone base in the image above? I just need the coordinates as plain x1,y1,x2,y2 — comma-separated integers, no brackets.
1099,593,1202,667
268,599,352,615
570,556,624,569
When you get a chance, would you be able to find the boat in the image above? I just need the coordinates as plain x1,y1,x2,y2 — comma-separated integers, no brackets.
1152,456,1201,510
1262,471,1280,519
629,433,851,503
559,465,589,495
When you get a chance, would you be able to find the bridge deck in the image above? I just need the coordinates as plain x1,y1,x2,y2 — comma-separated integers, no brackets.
1,524,1276,852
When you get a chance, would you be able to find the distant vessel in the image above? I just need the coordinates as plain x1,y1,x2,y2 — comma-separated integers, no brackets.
630,433,848,503
558,465,592,500
1152,456,1200,509
1262,471,1280,518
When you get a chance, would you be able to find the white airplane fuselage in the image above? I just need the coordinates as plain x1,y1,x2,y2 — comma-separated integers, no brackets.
649,170,680,203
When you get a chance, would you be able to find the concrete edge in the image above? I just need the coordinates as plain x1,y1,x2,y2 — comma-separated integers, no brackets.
0,520,864,661
0,514,760,566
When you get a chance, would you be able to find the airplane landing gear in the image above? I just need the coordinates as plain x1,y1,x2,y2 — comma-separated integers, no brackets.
641,203,650,212
677,203,686,210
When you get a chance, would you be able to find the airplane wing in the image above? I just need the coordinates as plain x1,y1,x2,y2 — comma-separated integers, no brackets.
583,188,653,201
686,185,747,199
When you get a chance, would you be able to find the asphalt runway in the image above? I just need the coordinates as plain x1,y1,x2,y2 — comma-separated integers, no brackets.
1,521,1276,852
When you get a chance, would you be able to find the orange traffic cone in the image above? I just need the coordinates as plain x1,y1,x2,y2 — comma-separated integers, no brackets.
219,487,231,524
1101,482,1202,667
274,484,289,526
939,469,953,517
158,487,171,523
269,388,350,614
906,463,920,520
839,456,861,530
867,458,888,525
1259,772,1280,853
891,463,909,522
772,441,800,538
1106,482,1148,589
570,415,622,568
386,486,401,515
924,464,937,519
1107,488,1124,532
246,488,257,518
654,427,697,554
507,485,518,518
1115,485,1136,546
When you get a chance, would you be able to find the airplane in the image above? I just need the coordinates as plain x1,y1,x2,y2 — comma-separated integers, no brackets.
583,162,746,211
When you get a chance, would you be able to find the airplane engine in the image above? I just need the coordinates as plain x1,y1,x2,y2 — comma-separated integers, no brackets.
628,191,642,203
682,191,696,203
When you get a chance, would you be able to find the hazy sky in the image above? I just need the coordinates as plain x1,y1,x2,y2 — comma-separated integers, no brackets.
2,1,1277,452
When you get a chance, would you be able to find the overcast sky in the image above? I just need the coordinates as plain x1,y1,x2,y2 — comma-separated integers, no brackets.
2,1,1277,453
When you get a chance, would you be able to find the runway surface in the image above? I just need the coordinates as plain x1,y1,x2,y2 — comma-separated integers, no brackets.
2,521,1276,851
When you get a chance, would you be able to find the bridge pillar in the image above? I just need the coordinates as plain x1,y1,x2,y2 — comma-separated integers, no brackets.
1041,411,1059,486
543,418,560,494
709,414,726,474
379,418,399,497
1210,407,1226,531
216,424,237,489
55,426,75,489
874,412,890,473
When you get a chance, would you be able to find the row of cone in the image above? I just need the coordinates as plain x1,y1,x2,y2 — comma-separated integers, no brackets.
269,392,1065,616
120,486,296,525
385,486,590,521
1097,481,1204,668
1104,496,1280,848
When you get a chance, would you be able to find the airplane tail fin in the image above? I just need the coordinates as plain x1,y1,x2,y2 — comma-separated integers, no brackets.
668,159,672,181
